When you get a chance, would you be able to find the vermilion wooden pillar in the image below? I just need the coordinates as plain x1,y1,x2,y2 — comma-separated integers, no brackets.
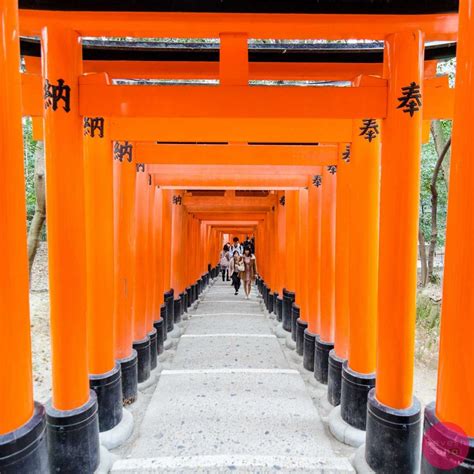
315,165,336,384
337,120,381,433
151,185,165,355
161,190,174,335
41,27,100,471
282,190,298,333
132,167,151,383
0,1,48,470
145,177,158,370
170,191,185,323
423,0,474,469
304,171,322,373
295,188,309,355
84,117,123,432
275,191,286,323
327,145,350,406
364,30,424,472
113,141,137,404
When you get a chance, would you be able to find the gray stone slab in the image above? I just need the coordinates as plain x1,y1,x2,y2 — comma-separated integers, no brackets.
128,371,339,460
172,335,287,370
195,301,261,314
185,313,272,335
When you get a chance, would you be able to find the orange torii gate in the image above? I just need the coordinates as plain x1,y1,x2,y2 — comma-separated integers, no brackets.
2,1,473,473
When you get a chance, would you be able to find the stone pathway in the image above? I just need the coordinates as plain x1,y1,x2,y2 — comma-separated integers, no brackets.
112,279,353,473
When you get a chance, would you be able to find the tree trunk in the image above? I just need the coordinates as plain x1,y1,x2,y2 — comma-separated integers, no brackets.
427,136,451,283
419,229,428,287
431,120,451,192
27,141,46,276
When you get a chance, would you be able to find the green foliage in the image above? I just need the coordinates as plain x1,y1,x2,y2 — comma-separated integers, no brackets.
419,118,452,247
23,117,37,228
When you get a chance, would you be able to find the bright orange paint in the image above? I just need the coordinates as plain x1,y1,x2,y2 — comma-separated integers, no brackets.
348,121,381,375
296,189,309,322
18,10,458,41
333,146,350,360
132,169,150,341
84,118,115,376
320,166,337,343
435,0,474,437
41,27,89,411
0,0,34,434
113,150,136,361
284,191,298,292
307,174,322,335
376,30,424,410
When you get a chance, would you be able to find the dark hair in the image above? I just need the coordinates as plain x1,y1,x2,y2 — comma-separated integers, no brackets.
233,250,240,256
233,237,239,243
243,247,251,255
223,244,229,252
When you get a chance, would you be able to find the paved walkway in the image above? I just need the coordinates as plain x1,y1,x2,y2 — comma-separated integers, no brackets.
112,279,353,473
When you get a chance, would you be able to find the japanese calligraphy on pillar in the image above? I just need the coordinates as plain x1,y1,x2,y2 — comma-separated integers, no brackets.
113,141,133,162
172,195,182,205
327,165,337,175
136,163,145,172
44,78,71,112
312,175,322,187
359,119,379,143
83,117,105,138
279,196,285,206
397,82,422,117
342,144,351,163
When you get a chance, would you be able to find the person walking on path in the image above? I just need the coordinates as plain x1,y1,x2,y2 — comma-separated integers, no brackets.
229,251,244,295
240,247,257,299
230,237,243,256
219,244,231,281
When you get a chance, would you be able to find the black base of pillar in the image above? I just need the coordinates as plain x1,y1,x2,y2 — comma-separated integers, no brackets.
154,318,165,354
179,292,186,315
186,287,192,308
89,362,123,432
282,288,296,332
340,361,375,430
119,350,138,405
296,318,308,356
314,336,334,384
192,283,197,303
174,297,182,324
148,328,158,371
46,391,100,474
0,402,48,473
422,402,474,473
272,292,278,315
365,389,421,473
276,296,283,322
327,349,344,407
160,304,168,341
291,304,300,342
133,336,151,383
303,329,316,372
164,289,174,333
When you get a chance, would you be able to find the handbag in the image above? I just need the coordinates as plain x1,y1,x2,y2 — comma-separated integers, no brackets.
236,262,245,272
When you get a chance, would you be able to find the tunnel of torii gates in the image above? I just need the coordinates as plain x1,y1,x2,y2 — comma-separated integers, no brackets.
1,0,474,472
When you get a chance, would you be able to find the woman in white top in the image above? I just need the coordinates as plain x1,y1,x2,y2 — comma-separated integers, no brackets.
219,244,231,281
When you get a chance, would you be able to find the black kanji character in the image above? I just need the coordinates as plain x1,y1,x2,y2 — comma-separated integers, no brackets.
136,163,145,172
397,82,422,117
342,144,351,163
327,165,337,175
359,119,380,143
279,196,285,206
312,175,322,187
44,78,71,112
172,195,182,205
113,141,133,162
84,117,105,138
